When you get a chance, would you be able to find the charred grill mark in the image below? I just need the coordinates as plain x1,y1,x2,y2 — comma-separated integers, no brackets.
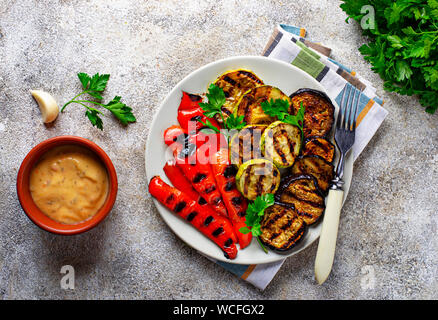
212,227,224,237
224,238,233,248
237,70,263,84
174,201,186,213
273,130,288,165
231,196,243,206
221,106,232,115
198,197,207,205
238,210,246,218
282,223,306,249
263,207,287,229
204,185,216,194
204,216,214,226
223,76,236,86
190,115,203,123
165,194,175,204
212,197,222,205
269,232,280,241
188,93,202,102
223,165,237,178
224,181,235,192
243,166,252,196
256,174,265,196
193,173,207,183
186,211,197,222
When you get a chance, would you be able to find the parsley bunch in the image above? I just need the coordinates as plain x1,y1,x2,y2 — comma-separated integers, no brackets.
239,194,275,253
62,73,136,129
341,0,438,113
198,84,246,133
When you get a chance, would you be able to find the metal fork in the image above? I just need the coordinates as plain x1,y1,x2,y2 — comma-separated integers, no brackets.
314,84,362,285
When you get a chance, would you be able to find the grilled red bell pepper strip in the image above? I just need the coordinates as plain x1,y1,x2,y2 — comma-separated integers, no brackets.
178,91,203,111
178,107,222,133
163,160,212,209
174,148,228,217
210,149,252,249
149,176,238,259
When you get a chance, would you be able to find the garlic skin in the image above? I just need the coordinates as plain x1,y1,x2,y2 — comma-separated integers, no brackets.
30,90,59,123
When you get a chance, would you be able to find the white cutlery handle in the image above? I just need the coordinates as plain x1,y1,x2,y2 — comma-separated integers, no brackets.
314,189,344,284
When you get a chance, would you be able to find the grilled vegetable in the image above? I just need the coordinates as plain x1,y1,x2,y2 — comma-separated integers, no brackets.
259,202,307,252
235,159,280,200
290,155,335,193
178,91,203,111
163,160,213,210
149,176,238,259
210,149,252,249
276,174,325,225
177,107,222,133
261,121,301,168
235,86,291,125
229,124,267,167
302,136,335,163
213,69,264,120
175,148,228,217
289,88,335,138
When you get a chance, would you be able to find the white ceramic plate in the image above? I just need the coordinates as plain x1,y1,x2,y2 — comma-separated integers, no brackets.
145,56,353,265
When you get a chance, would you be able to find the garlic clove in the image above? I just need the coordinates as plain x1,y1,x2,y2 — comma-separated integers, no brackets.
30,90,59,123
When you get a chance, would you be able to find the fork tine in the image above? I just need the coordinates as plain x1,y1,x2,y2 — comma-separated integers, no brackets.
342,85,352,130
351,88,363,131
348,86,358,131
336,86,347,129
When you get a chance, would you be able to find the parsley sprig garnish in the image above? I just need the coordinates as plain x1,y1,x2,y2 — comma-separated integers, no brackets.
198,84,246,133
261,99,305,139
61,72,136,130
239,194,275,253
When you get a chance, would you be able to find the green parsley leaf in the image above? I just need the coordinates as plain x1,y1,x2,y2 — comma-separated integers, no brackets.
225,114,246,130
199,84,226,119
62,73,136,129
85,109,103,130
104,96,136,126
239,193,275,253
261,99,305,138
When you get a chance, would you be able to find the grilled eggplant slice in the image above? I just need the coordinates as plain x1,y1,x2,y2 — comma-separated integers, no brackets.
290,155,334,193
235,159,280,200
229,124,267,167
261,121,302,168
235,85,291,125
213,69,264,120
289,88,335,138
259,202,307,252
302,136,335,163
276,174,325,225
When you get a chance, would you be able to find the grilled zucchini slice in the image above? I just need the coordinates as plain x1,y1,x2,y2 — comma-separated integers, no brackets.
213,69,264,120
229,124,267,167
302,136,335,163
259,202,307,252
235,159,280,200
289,88,335,138
261,121,302,168
276,174,325,225
290,155,335,193
235,85,291,125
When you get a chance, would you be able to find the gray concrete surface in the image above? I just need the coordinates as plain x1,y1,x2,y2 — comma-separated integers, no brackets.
0,0,437,300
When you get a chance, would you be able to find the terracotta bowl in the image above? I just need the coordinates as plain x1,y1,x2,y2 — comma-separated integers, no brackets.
16,136,118,235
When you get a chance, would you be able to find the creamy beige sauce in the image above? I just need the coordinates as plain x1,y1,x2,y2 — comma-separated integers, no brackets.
29,145,109,224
